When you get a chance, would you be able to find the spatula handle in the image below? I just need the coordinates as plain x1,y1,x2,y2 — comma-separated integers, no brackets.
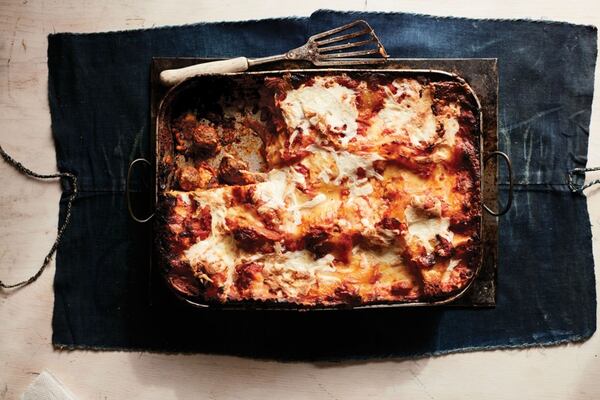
159,57,249,86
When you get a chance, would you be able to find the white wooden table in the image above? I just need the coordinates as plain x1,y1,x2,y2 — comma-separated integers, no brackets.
1,1,599,399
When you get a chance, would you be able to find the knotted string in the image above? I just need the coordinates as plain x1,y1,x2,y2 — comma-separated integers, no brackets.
0,144,77,289
567,166,600,194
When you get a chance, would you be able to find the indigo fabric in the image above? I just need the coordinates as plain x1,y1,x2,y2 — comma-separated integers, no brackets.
48,10,597,359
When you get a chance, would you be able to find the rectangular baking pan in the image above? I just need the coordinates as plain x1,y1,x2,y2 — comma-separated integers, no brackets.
127,58,510,310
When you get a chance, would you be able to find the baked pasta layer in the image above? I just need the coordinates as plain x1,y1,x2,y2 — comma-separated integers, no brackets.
157,72,481,307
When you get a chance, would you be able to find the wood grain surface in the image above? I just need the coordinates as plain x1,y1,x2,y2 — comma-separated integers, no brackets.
1,1,599,399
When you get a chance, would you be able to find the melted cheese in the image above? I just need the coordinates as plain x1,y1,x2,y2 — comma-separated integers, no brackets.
306,144,383,185
280,77,359,146
377,85,437,147
349,181,373,198
179,192,191,205
404,205,453,253
260,250,337,298
287,166,307,187
348,196,383,233
271,250,335,273
254,169,289,209
431,104,461,161
192,188,230,234
250,166,339,231
330,151,384,184
443,115,460,144
360,247,403,266
185,235,237,275
359,78,465,152
442,259,461,284
297,193,327,209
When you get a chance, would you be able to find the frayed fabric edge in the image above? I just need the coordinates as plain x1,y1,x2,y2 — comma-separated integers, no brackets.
311,9,597,30
47,14,309,38
46,8,597,39
52,327,596,363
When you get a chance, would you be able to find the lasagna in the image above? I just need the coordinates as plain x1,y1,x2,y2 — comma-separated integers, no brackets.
157,72,481,307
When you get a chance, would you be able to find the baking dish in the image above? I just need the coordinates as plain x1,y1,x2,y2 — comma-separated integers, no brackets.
127,64,512,309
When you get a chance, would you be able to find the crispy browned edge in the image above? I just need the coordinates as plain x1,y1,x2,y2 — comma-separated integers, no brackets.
154,70,482,309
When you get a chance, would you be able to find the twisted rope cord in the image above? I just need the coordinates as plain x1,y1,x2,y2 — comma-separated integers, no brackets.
0,144,77,289
567,166,600,194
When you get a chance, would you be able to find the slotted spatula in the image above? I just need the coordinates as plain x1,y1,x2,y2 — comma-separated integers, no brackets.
159,20,389,86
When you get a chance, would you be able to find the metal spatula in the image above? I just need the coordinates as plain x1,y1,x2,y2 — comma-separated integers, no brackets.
159,20,389,86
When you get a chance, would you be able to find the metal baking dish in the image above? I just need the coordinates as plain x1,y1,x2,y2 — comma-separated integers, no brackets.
127,61,513,310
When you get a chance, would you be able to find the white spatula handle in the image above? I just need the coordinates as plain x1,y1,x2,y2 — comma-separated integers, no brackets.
159,57,249,86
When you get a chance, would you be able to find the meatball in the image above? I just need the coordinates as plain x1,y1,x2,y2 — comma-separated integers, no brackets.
172,113,221,157
218,155,265,185
172,113,198,141
177,166,201,191
191,124,220,156
177,164,217,191
196,163,218,188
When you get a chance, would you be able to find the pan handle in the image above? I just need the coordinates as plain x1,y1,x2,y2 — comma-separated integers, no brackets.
127,158,154,223
483,151,513,217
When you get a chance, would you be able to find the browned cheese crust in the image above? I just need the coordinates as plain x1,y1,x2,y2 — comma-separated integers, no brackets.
157,73,481,307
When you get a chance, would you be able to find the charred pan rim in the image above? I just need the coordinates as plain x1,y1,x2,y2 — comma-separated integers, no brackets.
155,68,483,310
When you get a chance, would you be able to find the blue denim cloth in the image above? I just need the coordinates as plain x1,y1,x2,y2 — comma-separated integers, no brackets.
48,10,597,359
